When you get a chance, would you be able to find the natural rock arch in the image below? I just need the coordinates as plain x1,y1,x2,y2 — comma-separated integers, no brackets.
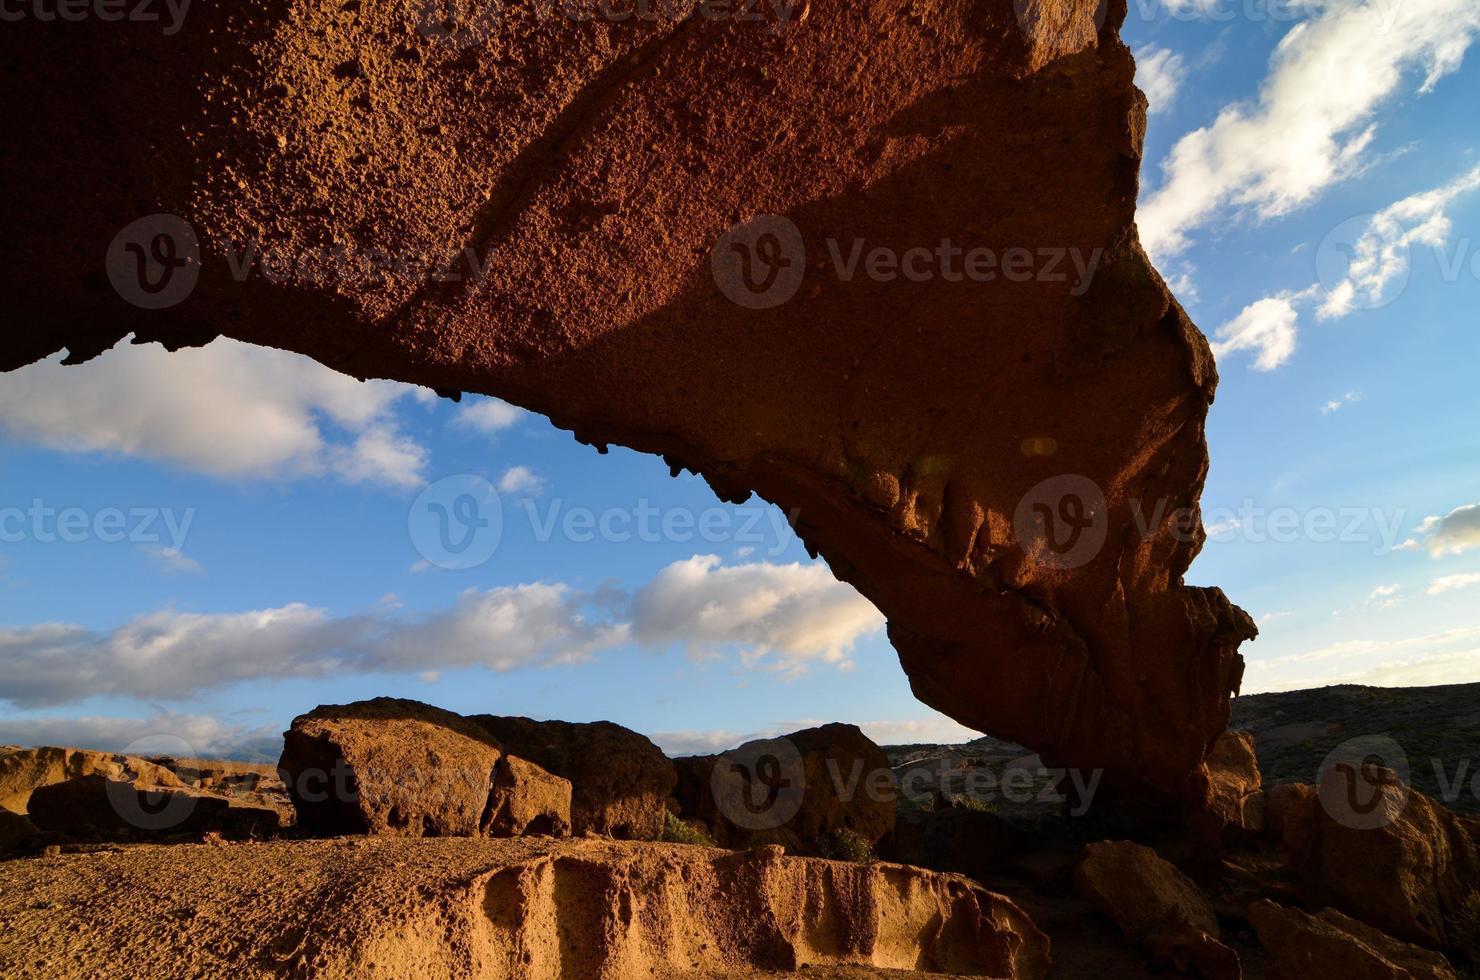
1,0,1254,807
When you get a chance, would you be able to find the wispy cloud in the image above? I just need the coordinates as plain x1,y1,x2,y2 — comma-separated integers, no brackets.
1135,44,1189,115
1395,504,1480,557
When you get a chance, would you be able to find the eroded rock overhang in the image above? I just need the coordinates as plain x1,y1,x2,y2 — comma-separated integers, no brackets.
0,0,1255,806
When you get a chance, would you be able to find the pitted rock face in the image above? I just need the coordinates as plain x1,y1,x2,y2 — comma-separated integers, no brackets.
0,0,1253,805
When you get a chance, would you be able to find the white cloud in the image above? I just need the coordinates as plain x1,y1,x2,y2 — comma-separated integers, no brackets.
631,555,885,677
0,338,429,488
497,465,544,496
1317,165,1480,318
1135,45,1189,115
1367,583,1402,608
1395,504,1480,557
1208,295,1301,370
1140,0,1480,262
1428,573,1480,595
1320,391,1362,414
0,557,882,707
141,546,205,576
0,711,283,761
1243,625,1480,692
454,397,524,434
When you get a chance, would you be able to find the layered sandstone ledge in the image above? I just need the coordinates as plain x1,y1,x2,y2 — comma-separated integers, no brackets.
0,837,1049,979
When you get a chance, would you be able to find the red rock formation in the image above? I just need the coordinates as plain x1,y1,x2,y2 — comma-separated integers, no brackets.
0,0,1253,805
1249,899,1458,980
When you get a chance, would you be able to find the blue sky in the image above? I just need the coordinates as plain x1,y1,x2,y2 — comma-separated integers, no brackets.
2,0,1479,759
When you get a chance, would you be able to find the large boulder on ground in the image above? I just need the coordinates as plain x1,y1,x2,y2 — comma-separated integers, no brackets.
0,810,38,856
2,0,1255,813
482,756,572,839
1281,766,1480,950
674,723,896,857
1202,730,1264,837
0,746,186,814
1249,899,1457,980
27,775,282,840
280,698,503,837
886,801,1019,879
470,716,674,840
1074,840,1241,980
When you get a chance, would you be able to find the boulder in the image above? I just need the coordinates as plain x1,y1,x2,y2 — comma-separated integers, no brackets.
280,698,503,837
887,802,1019,880
1074,840,1241,980
0,809,38,856
1249,899,1457,980
2,0,1254,810
1288,766,1480,949
27,775,282,840
470,716,674,840
482,755,572,839
1202,730,1265,836
674,724,896,856
1263,782,1319,856
0,746,186,814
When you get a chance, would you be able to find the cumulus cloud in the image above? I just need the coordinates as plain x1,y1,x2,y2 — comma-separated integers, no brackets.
1428,573,1480,595
0,712,283,761
0,338,430,488
0,558,882,708
1395,504,1480,557
1135,45,1189,114
497,465,545,496
631,555,886,676
1139,0,1480,263
454,397,524,435
1208,295,1301,370
1318,164,1480,318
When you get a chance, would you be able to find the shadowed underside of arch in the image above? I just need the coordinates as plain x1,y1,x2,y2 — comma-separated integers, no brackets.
0,0,1254,808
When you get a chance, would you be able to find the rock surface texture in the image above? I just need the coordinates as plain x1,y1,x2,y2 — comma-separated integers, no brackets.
0,837,1050,979
1248,899,1458,980
0,0,1254,806
0,746,188,815
675,724,896,855
1074,840,1241,979
27,775,283,841
279,698,505,837
472,715,677,840
483,755,574,838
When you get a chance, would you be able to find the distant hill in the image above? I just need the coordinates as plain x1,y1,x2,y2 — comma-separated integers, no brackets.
1231,681,1480,813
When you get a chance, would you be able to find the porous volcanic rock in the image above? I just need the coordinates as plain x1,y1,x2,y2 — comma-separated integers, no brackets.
1281,766,1480,950
482,755,573,839
675,724,896,856
471,716,675,840
1249,899,1457,980
1,0,1254,806
27,775,283,841
1074,840,1240,979
280,698,503,838
0,746,187,815
0,837,1051,978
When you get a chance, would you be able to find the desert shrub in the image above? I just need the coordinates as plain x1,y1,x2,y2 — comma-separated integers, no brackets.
660,812,715,847
820,827,874,863
953,794,995,813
